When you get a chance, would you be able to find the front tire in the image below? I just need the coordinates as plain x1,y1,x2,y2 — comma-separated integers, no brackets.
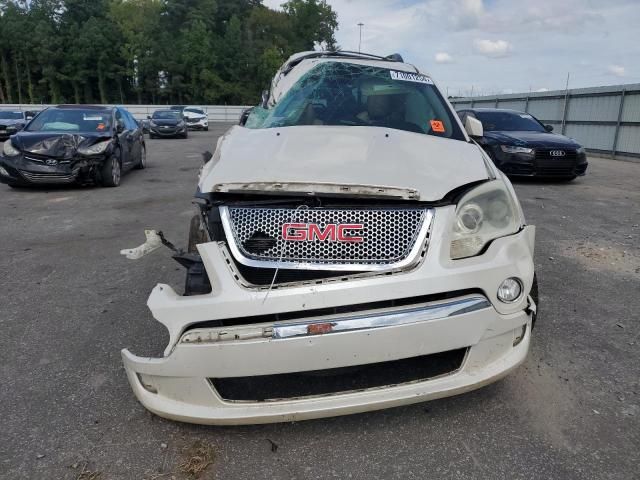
204,125,209,131
135,145,146,170
530,274,539,328
100,151,121,187
187,214,209,253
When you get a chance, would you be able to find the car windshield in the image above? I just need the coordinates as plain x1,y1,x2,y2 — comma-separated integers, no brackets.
0,111,24,120
153,111,181,120
25,109,112,132
475,111,546,132
247,61,464,140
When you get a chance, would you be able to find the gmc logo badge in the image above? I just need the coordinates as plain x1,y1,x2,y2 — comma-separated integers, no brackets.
282,223,364,242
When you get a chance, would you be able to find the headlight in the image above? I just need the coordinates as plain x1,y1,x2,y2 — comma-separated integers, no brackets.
450,180,522,259
576,146,586,155
149,121,157,127
500,145,533,155
3,140,20,156
78,140,112,155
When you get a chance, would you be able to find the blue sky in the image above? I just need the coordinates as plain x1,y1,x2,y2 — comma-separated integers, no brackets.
264,0,640,96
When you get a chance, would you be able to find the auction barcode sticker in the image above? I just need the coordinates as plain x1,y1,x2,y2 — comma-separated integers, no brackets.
390,70,434,84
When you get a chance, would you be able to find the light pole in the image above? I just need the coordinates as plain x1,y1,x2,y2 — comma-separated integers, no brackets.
358,23,364,53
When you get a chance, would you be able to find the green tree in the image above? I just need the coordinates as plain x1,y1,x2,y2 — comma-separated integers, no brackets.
0,0,339,105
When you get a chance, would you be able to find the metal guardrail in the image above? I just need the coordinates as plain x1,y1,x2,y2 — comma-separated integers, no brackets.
449,84,640,160
0,104,251,123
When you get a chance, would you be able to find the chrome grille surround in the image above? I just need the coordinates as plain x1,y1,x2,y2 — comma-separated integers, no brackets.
220,205,433,271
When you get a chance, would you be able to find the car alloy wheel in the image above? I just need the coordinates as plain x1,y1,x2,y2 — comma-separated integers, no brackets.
112,157,121,185
136,146,146,169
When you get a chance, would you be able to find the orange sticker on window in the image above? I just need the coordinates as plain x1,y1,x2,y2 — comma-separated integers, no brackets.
430,120,445,132
96,123,106,131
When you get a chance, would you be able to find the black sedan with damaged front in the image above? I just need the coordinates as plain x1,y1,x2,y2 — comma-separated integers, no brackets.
457,108,588,180
0,105,146,188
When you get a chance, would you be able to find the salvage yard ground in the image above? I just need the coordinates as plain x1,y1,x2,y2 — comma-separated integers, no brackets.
1,125,638,479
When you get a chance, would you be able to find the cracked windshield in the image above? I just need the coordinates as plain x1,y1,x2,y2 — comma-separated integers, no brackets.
248,61,464,140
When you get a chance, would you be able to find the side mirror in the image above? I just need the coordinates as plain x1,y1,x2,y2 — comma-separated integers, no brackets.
239,107,253,126
260,90,270,108
202,151,213,164
464,116,483,138
544,124,554,132
147,115,151,120
116,123,125,134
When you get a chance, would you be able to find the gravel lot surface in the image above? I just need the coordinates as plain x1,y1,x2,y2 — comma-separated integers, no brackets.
1,125,638,479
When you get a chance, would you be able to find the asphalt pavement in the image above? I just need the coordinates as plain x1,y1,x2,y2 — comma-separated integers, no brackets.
1,125,638,479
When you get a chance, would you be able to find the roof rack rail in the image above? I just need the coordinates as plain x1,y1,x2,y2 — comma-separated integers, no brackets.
282,50,406,75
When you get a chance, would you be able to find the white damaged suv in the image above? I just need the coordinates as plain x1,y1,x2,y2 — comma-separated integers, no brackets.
122,51,537,425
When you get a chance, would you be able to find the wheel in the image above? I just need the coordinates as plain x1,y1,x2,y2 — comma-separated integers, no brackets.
530,273,539,328
135,145,146,169
100,151,121,187
182,132,188,139
187,214,209,253
204,126,209,131
149,134,156,139
561,176,577,182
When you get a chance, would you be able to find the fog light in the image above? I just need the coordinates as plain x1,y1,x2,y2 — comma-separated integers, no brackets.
497,277,522,303
137,373,158,394
0,166,9,177
513,324,527,346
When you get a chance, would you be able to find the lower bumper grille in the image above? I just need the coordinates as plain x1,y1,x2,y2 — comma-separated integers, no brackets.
153,128,180,135
19,170,75,184
536,159,577,176
211,348,467,401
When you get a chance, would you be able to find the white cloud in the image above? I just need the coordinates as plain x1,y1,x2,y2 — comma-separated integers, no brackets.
453,0,485,29
266,0,640,93
607,64,625,77
434,52,453,64
473,39,513,58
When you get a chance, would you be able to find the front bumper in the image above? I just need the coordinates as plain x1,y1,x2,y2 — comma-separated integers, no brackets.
122,207,536,424
495,150,588,177
186,118,208,130
150,125,187,136
0,154,101,185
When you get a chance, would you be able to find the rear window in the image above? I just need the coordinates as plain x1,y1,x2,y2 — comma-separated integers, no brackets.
26,109,112,132
0,111,24,120
247,61,464,140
